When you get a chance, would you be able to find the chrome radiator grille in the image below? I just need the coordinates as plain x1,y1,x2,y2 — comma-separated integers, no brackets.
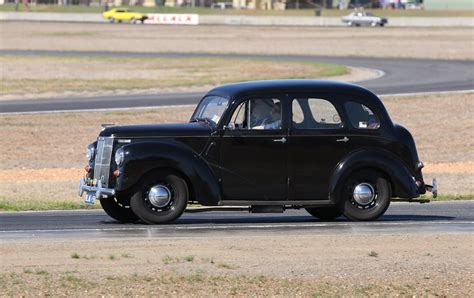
94,137,114,187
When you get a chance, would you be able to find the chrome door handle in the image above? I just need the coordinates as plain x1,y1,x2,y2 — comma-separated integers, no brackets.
336,136,349,143
273,137,287,144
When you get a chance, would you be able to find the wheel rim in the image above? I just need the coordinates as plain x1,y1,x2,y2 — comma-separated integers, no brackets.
350,182,378,209
143,183,175,212
148,185,171,208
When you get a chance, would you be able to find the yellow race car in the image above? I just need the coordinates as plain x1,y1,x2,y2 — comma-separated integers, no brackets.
103,8,148,24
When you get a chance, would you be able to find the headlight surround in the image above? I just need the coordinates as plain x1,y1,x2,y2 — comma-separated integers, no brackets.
86,144,95,161
114,148,125,167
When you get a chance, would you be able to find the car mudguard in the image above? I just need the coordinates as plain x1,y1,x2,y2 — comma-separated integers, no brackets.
329,149,418,202
115,140,221,206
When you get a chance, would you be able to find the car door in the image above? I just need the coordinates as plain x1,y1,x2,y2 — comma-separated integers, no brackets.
219,96,288,202
288,95,348,200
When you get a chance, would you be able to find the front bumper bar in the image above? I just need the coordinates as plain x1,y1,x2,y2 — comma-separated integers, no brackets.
79,177,115,205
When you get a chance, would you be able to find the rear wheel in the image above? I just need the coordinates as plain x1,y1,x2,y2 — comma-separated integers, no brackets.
100,194,139,223
338,170,391,221
130,171,188,224
306,207,342,221
130,17,136,24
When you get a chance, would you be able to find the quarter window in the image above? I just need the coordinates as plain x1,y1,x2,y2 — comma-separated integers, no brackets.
292,98,342,129
344,101,380,130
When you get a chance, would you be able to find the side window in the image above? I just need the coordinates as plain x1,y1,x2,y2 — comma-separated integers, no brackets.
344,101,380,130
292,100,304,125
228,101,246,129
228,98,282,130
292,98,342,129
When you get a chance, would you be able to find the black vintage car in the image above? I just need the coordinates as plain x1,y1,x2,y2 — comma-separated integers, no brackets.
79,80,437,224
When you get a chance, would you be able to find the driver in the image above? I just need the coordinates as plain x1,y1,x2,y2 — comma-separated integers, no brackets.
250,99,282,130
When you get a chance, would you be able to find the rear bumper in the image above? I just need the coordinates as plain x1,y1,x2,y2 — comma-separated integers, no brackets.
79,177,115,205
425,178,438,198
415,178,438,199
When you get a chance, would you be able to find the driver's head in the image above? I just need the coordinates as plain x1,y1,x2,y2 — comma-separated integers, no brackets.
251,99,275,119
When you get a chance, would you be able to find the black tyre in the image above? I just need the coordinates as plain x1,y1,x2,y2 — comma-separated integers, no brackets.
100,194,139,223
305,207,342,221
130,171,188,224
338,170,391,221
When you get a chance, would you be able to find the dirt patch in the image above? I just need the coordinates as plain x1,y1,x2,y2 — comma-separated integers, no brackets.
1,233,472,296
1,22,472,60
381,92,474,164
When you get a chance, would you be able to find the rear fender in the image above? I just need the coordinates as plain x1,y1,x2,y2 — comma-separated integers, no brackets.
329,149,418,203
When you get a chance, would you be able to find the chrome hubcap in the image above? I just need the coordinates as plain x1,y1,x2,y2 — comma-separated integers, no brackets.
148,185,171,208
352,183,375,206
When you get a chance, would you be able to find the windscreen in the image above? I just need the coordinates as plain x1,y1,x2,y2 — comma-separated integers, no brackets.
192,96,229,125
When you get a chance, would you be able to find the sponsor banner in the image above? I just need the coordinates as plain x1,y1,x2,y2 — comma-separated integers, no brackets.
145,14,199,25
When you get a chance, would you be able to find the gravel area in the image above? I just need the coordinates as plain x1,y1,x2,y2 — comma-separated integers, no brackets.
1,233,473,296
1,22,472,60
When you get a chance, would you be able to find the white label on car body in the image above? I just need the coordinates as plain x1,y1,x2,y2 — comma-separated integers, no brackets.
145,14,199,25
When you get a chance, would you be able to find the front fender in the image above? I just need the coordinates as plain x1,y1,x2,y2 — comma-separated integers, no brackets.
116,140,221,206
329,149,418,202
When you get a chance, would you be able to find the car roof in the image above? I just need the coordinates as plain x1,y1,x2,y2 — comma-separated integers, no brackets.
206,79,375,100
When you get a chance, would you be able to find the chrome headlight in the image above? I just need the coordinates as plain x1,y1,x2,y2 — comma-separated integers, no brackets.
86,144,95,161
114,148,125,166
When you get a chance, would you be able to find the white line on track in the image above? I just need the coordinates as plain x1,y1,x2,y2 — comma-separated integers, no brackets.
2,221,473,234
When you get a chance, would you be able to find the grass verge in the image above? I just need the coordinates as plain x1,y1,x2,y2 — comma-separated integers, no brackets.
1,4,472,17
0,199,100,211
0,55,347,96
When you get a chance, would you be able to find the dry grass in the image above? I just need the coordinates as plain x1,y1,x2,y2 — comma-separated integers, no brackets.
0,55,347,97
1,22,473,60
1,234,472,296
0,92,472,209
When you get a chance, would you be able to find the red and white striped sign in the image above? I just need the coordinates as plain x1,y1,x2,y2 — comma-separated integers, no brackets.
145,14,199,25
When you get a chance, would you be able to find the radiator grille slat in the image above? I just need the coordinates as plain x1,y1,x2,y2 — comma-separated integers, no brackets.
93,137,113,187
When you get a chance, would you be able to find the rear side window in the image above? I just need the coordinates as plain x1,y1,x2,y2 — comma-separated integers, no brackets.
292,98,342,129
344,101,380,130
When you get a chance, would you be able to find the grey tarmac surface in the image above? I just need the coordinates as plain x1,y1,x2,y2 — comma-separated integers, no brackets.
1,201,472,240
1,50,473,113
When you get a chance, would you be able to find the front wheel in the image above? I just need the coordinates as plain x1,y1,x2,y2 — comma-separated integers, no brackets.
130,171,188,224
100,195,139,223
306,207,342,221
338,170,391,221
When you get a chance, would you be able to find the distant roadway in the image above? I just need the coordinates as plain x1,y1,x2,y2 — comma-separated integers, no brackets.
1,50,473,114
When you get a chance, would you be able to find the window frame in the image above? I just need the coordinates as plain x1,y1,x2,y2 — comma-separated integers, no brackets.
344,101,382,131
290,96,345,131
224,94,286,134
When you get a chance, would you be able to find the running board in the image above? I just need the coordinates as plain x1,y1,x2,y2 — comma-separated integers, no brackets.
392,198,431,204
185,206,250,213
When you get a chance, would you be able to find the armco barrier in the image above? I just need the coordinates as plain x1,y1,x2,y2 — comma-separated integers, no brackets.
0,12,472,27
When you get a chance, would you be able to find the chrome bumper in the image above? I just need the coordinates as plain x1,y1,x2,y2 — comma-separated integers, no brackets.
425,178,438,199
79,177,115,205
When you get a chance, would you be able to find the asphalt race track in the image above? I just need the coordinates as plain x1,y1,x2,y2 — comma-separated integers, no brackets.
1,202,473,239
1,50,473,114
